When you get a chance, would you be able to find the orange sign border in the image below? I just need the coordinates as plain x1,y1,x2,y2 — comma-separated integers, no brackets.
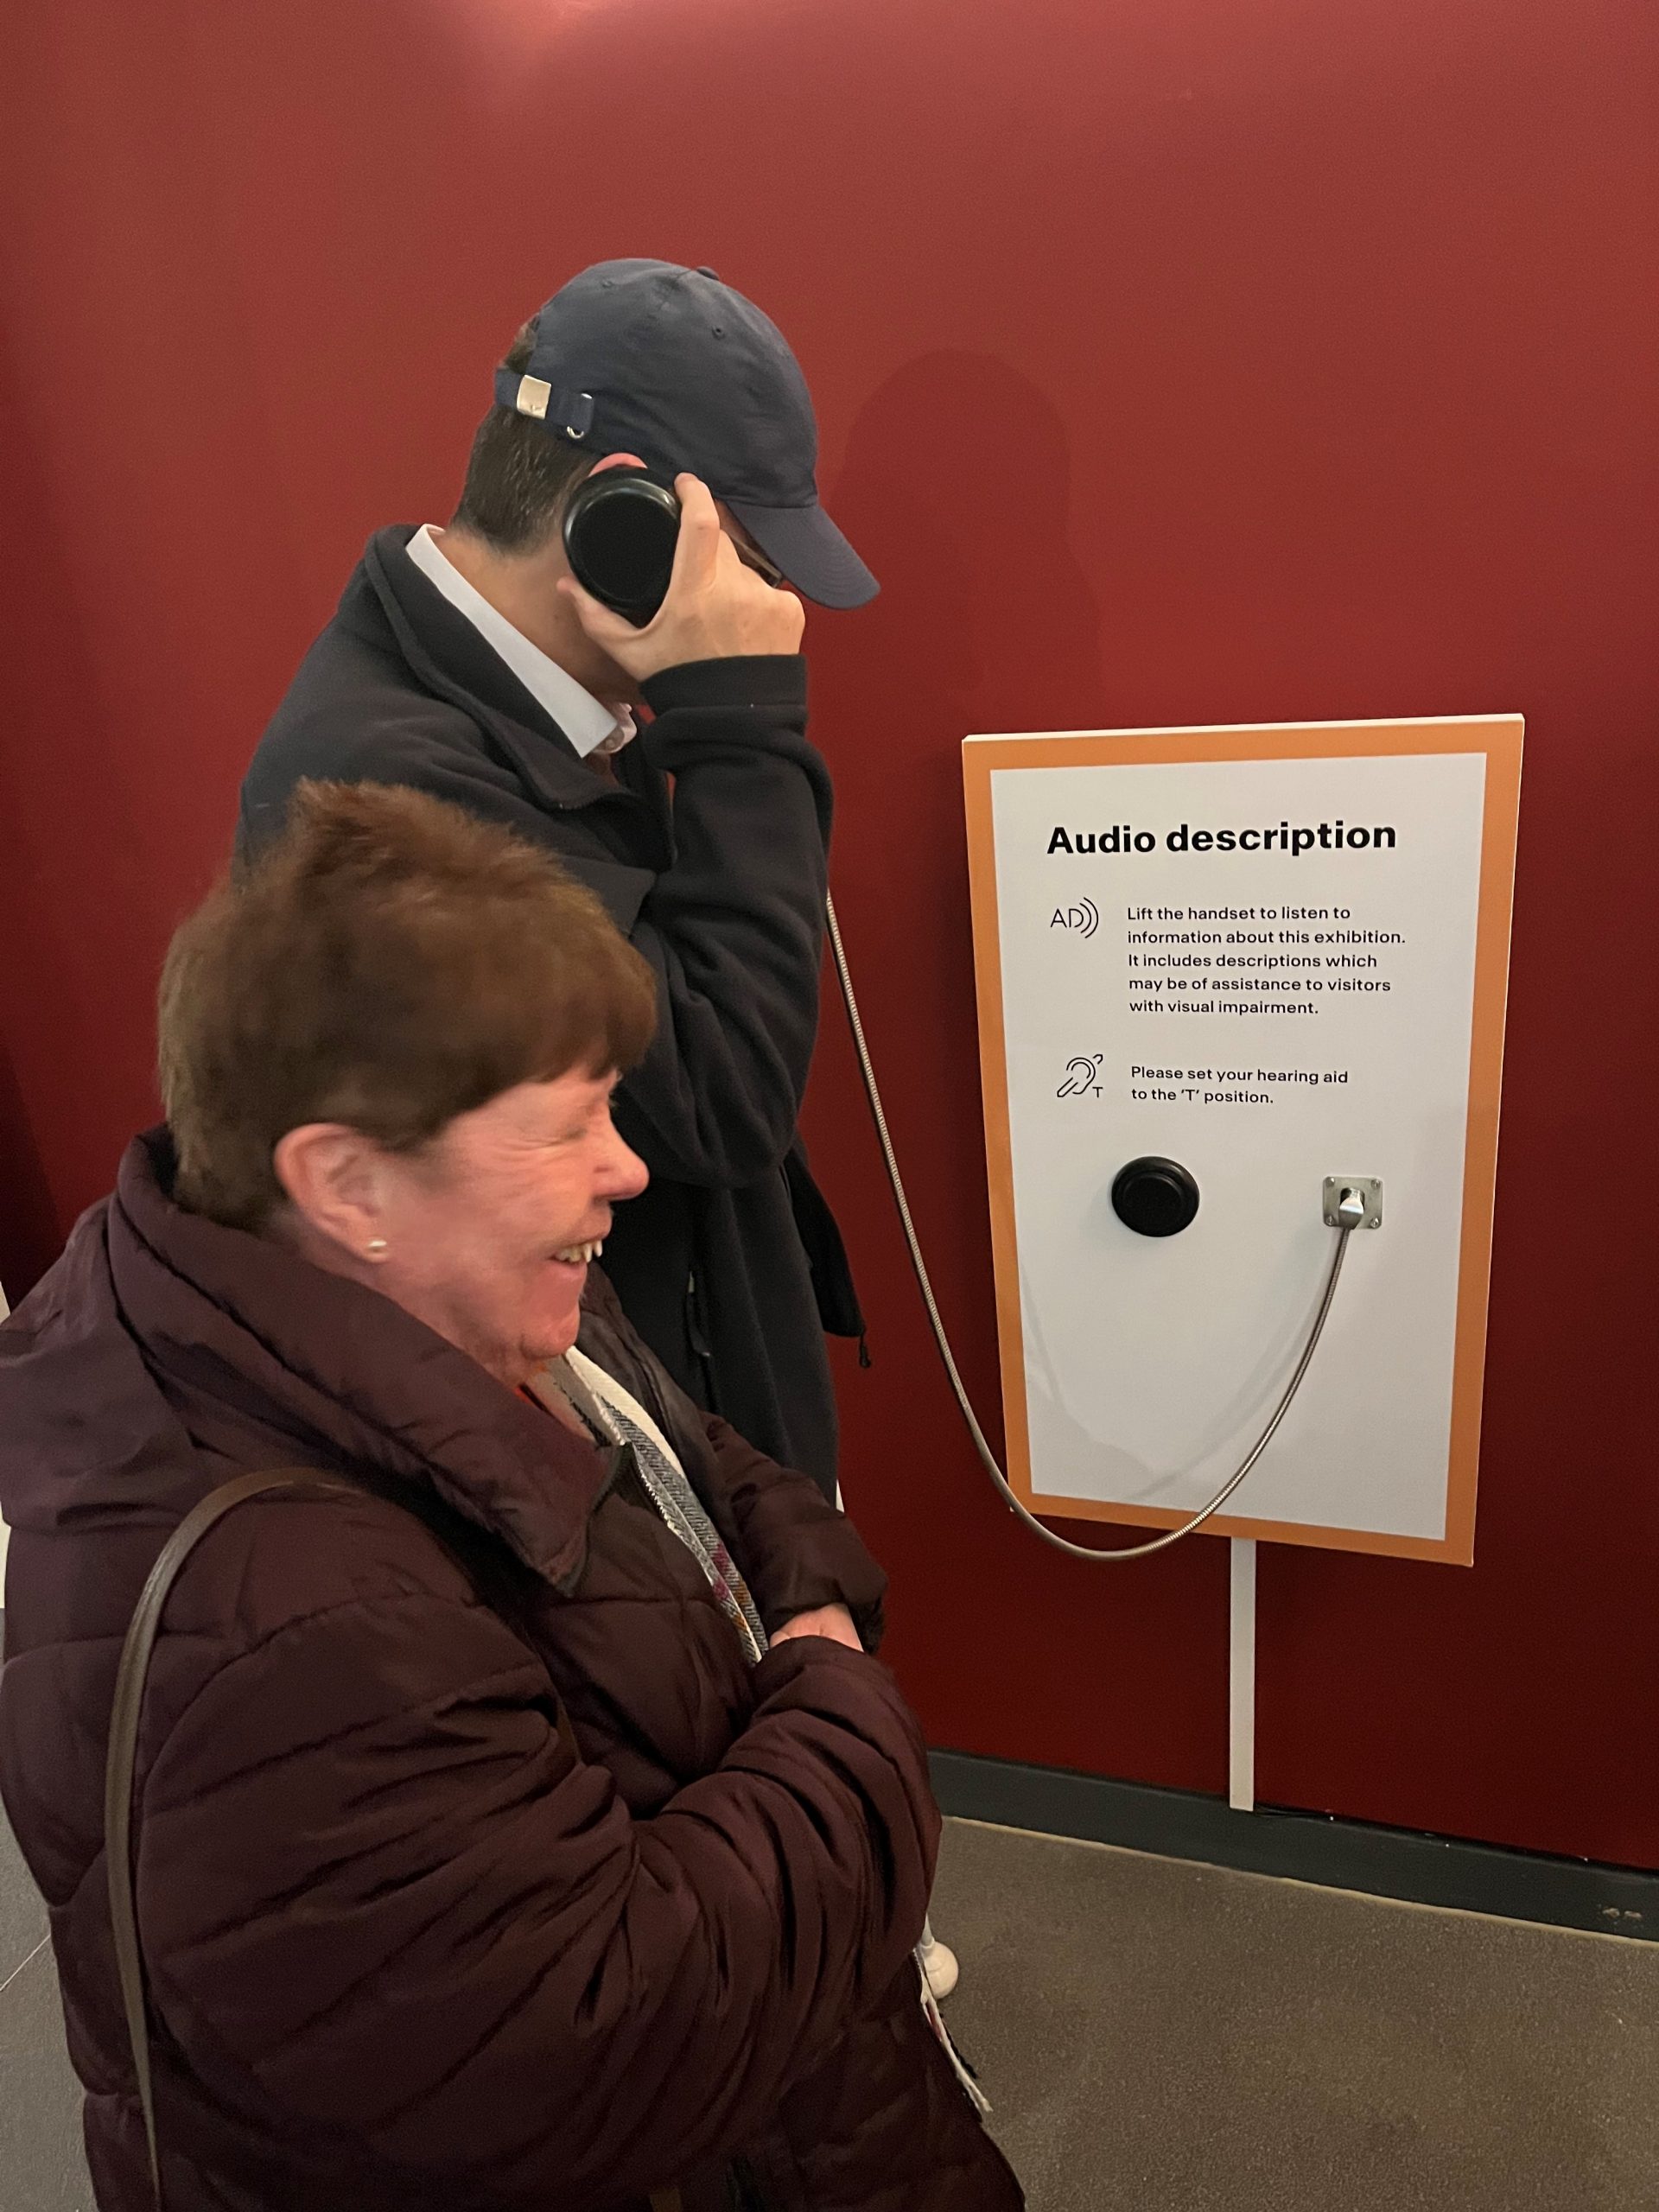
962,716,1523,1565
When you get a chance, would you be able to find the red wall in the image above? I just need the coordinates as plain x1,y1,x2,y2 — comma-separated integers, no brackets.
3,0,1656,1866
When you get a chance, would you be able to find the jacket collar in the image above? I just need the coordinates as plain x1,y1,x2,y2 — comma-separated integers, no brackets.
357,526,626,818
404,524,631,760
104,1131,613,1588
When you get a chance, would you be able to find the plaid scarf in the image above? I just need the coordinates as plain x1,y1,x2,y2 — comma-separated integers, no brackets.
554,1351,768,1665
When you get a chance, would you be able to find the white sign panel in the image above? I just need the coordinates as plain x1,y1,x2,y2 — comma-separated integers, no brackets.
963,718,1521,1562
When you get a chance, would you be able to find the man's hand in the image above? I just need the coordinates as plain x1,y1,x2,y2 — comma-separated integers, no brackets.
769,1602,862,1653
559,474,805,683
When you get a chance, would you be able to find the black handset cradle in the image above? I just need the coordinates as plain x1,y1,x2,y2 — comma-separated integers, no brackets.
1111,1156,1200,1237
562,467,681,626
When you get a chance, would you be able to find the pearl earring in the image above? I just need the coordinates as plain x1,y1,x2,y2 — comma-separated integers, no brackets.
365,1238,389,1258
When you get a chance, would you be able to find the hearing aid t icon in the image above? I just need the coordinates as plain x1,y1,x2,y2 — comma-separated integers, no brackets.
1057,1053,1105,1098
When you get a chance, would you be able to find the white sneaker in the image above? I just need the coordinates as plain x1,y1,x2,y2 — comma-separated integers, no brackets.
918,1931,959,2003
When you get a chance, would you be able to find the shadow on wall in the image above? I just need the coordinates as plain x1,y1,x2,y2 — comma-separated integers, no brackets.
820,350,1106,747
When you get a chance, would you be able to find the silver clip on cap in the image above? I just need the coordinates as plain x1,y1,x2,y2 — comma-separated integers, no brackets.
490,371,594,442
513,373,552,421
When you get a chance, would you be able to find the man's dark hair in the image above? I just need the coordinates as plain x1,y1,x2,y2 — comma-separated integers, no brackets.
450,320,594,553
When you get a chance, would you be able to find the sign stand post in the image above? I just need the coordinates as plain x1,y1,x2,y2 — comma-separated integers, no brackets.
1229,1537,1256,1812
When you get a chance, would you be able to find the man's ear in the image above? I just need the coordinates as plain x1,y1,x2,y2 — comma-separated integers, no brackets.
272,1124,391,1263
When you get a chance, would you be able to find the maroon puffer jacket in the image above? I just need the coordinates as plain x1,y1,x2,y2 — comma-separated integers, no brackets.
0,1134,1022,2212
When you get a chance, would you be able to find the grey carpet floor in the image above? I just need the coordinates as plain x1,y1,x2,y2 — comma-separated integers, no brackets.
929,1818,1659,2211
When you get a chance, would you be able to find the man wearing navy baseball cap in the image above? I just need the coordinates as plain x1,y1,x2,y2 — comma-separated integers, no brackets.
238,261,874,1496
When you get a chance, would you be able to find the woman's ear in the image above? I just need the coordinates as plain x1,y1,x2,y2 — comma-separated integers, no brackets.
271,1125,391,1265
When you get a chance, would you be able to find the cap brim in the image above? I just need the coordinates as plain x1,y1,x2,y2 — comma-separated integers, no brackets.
725,498,880,610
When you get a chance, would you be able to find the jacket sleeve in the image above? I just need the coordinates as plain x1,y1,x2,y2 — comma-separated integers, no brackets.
696,1414,888,1650
139,1593,934,2206
613,655,831,1188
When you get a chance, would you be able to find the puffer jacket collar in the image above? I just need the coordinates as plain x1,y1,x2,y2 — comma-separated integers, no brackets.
89,1130,613,1586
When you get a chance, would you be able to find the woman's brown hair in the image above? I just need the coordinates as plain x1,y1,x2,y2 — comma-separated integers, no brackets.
160,780,658,1228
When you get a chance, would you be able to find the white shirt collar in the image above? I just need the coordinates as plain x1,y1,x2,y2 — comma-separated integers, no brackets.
404,525,634,760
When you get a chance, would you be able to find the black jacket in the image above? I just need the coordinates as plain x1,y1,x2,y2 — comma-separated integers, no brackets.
238,526,861,1493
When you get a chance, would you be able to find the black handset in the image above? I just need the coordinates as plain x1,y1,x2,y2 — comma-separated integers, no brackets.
561,467,681,626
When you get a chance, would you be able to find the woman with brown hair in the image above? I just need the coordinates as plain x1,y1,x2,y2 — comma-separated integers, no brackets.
0,782,1021,2212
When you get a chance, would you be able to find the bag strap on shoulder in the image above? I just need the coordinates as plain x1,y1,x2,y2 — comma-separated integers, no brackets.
105,1471,358,2208
103,1468,598,2209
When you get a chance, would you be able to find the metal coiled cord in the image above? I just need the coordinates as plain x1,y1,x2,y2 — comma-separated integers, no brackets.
825,891,1360,1561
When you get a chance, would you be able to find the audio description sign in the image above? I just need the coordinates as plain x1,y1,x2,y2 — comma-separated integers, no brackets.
963,718,1522,1561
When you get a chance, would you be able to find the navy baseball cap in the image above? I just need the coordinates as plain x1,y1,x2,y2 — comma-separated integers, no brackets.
492,259,878,610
